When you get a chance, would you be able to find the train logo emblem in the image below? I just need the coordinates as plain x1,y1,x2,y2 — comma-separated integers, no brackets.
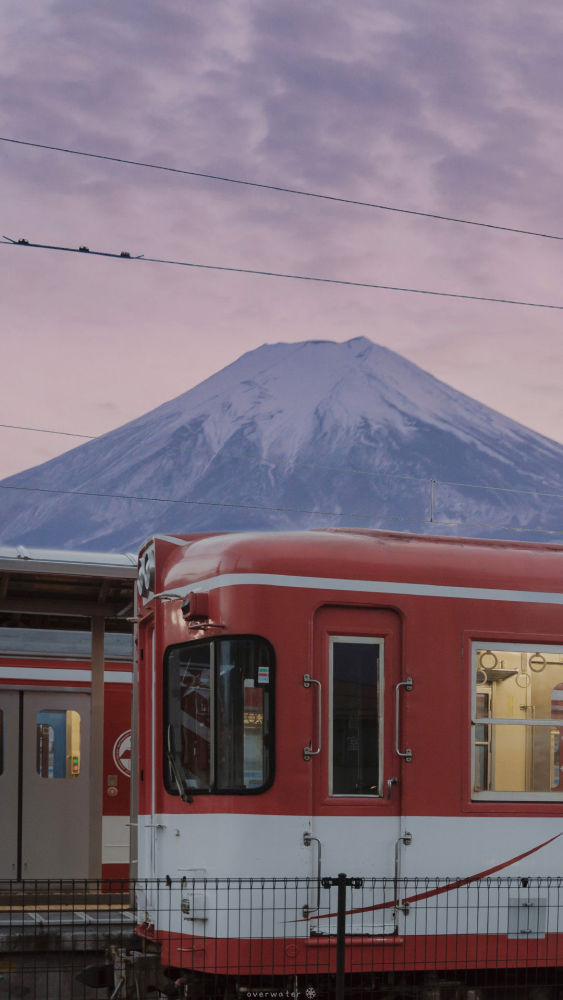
113,730,132,778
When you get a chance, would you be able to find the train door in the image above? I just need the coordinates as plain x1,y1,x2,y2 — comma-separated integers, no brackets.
138,620,157,881
0,690,19,877
305,606,405,933
0,689,90,879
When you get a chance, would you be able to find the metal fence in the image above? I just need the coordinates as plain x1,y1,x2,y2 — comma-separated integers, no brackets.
1,876,563,998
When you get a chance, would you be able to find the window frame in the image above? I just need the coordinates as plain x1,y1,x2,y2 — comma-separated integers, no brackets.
471,640,563,802
163,634,275,797
328,635,384,798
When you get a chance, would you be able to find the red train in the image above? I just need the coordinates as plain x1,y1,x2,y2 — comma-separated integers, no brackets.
133,528,563,993
0,627,132,880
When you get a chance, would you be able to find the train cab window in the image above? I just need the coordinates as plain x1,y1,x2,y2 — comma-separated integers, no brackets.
166,643,212,791
36,710,81,779
164,637,274,795
330,637,383,796
472,644,563,800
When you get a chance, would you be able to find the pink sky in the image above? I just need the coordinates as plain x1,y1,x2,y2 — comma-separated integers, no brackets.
2,0,563,479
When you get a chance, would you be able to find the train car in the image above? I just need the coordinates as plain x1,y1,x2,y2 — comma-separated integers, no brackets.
133,529,563,996
0,627,133,881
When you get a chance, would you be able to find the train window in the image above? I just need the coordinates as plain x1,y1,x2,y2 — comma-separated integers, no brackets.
330,637,382,796
36,710,81,779
0,710,3,775
473,692,491,792
164,637,274,795
472,644,563,799
166,643,212,791
216,640,271,791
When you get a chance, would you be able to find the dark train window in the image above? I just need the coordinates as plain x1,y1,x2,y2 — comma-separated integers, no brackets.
330,637,383,796
472,644,563,799
0,709,3,775
164,637,274,795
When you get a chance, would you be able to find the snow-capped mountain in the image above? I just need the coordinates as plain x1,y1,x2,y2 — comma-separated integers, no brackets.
1,337,562,552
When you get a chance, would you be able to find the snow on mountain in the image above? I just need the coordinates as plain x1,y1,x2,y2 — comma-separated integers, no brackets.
1,337,562,552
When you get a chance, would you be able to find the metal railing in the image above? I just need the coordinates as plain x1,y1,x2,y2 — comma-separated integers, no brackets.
0,875,562,998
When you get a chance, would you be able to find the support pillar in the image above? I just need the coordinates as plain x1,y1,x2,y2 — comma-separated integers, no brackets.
89,616,105,878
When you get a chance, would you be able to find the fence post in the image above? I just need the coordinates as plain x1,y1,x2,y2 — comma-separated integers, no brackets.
321,873,363,1000
335,873,347,1000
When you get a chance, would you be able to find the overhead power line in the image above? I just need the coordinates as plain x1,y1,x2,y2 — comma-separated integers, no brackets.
0,481,562,540
2,420,563,505
2,135,562,243
3,237,563,312
437,477,563,502
0,481,416,520
0,422,94,439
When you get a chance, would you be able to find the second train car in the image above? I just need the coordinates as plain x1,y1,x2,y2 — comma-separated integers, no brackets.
0,627,133,880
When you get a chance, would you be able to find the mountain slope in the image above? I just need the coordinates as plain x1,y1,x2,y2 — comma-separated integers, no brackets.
1,337,562,551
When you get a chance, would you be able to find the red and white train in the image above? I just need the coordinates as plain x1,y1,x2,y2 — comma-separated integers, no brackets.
133,528,563,989
0,627,132,881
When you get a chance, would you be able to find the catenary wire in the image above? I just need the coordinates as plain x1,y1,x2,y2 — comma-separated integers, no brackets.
292,466,563,501
0,422,93,439
436,477,563,501
0,423,430,483
1,482,562,539
3,238,563,312
0,481,433,520
1,422,563,502
2,136,563,243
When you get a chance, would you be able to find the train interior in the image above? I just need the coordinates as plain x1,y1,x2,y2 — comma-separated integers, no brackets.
474,646,563,796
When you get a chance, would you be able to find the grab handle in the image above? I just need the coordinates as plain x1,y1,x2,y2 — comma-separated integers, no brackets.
303,832,322,916
303,674,322,760
395,677,413,762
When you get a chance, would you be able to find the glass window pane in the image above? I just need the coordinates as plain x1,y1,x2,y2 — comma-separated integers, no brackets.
473,646,563,798
36,710,81,779
166,643,212,791
164,637,274,795
475,648,563,721
0,709,3,775
331,639,380,796
216,638,272,791
474,691,490,743
475,692,489,719
484,724,562,793
474,744,489,792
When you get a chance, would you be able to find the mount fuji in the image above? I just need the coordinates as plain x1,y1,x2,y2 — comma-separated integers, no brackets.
1,337,562,552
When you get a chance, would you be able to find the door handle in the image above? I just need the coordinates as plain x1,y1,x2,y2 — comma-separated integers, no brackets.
303,674,322,760
387,776,399,799
395,678,413,762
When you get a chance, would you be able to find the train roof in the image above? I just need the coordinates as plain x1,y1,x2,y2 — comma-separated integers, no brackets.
159,528,563,597
0,545,137,576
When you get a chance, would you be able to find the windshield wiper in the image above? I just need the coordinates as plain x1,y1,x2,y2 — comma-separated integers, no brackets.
166,724,194,804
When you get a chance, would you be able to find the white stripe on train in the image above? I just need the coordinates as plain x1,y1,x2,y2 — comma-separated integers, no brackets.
0,666,132,683
157,572,563,606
